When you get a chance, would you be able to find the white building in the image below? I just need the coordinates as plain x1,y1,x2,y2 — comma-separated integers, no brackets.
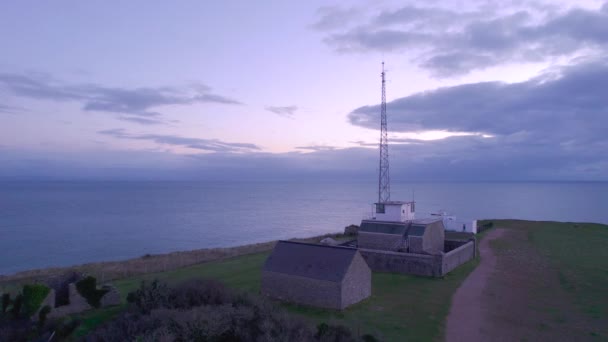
371,201,415,222
431,211,477,234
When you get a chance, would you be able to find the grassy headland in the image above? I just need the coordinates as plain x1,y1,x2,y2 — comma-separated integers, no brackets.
2,220,607,341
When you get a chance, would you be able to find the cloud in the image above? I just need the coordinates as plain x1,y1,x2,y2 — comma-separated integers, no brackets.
0,72,242,119
0,104,21,114
312,6,360,31
321,3,608,76
98,129,261,153
350,58,608,136
295,145,337,152
265,105,298,118
345,58,608,180
117,116,166,125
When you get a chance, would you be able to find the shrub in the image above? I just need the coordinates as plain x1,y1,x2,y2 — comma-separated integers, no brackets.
1,293,10,313
126,279,170,314
168,279,233,309
344,224,359,236
22,284,50,316
37,305,52,330
75,276,109,308
315,322,357,342
89,278,377,342
10,294,23,318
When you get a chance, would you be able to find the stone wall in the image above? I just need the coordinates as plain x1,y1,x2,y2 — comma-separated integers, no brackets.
48,282,120,318
359,248,443,277
444,239,470,252
358,232,402,251
442,240,475,275
423,220,445,252
360,239,475,277
408,236,424,254
341,253,371,309
261,271,342,309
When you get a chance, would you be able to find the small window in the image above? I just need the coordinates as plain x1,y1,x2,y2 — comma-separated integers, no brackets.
402,210,405,213
375,203,385,214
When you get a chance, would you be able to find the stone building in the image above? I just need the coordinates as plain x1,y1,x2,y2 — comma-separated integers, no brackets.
261,241,371,310
407,218,445,254
358,217,446,254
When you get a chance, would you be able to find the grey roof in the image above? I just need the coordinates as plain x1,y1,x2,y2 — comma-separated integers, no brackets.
374,201,414,205
263,241,358,283
409,225,426,236
360,220,409,235
412,218,443,225
409,218,444,236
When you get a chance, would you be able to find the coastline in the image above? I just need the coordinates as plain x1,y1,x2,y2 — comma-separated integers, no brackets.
0,232,349,289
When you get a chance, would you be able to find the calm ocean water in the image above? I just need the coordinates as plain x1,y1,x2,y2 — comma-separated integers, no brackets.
1,180,607,275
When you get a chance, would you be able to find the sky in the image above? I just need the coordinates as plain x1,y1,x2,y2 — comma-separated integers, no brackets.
0,0,607,181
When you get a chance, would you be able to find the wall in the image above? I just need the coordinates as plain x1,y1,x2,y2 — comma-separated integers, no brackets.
358,232,403,251
48,282,120,318
442,240,475,274
443,218,478,234
341,253,371,309
423,220,445,252
444,239,470,252
261,271,342,310
359,248,443,277
401,202,415,221
360,239,475,277
374,203,405,222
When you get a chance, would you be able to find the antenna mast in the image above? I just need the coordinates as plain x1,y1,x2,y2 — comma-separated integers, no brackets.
378,62,390,203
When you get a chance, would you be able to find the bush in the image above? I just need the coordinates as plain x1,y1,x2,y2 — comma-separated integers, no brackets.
478,221,494,234
22,284,50,316
126,279,170,314
316,322,357,342
10,294,23,318
344,224,359,236
89,278,378,341
75,276,108,308
1,293,10,313
168,279,233,309
37,305,51,330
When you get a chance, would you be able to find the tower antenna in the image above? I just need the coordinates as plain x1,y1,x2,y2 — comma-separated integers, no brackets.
378,62,390,203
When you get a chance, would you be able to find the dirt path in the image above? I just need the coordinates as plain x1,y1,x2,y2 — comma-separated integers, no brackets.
445,228,506,342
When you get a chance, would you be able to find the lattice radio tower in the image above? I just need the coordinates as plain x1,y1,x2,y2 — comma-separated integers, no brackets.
378,62,391,203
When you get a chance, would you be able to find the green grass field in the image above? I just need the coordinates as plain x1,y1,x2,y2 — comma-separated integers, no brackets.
6,220,606,341
523,221,608,328
97,240,480,341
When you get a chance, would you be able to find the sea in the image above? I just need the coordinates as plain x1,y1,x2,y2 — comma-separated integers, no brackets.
1,180,607,275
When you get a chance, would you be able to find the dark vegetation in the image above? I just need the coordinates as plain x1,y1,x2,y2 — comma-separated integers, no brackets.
477,220,494,234
22,284,50,316
0,286,79,341
86,278,377,341
75,276,109,308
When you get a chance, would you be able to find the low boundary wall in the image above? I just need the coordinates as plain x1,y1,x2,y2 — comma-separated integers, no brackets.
442,239,476,274
359,238,476,277
359,249,443,277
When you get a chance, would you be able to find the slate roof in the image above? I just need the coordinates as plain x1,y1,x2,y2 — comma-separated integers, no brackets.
263,241,358,283
408,225,426,236
412,218,443,225
359,220,409,235
410,218,444,236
